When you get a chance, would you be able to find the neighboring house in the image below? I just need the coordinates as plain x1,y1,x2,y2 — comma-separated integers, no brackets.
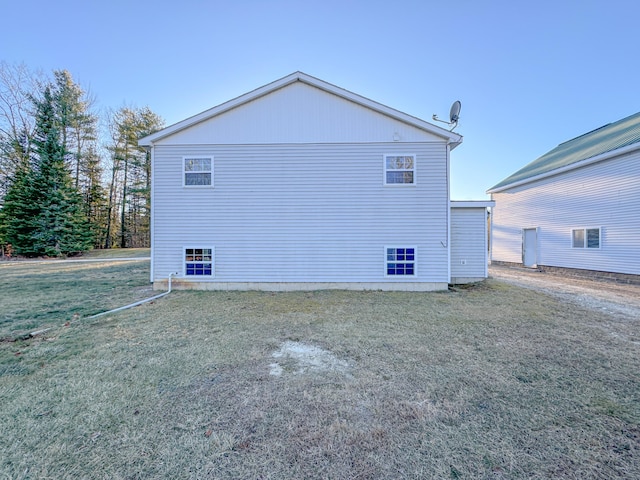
488,111,640,282
139,72,492,291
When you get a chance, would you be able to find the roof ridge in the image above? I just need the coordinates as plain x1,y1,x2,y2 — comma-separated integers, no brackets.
558,123,611,145
488,111,640,193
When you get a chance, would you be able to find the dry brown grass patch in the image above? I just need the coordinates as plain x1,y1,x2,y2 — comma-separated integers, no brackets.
0,274,639,478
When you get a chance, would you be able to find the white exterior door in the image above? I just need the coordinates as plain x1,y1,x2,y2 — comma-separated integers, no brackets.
522,228,537,267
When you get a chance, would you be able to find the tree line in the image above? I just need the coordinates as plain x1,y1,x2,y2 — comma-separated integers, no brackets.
0,63,164,256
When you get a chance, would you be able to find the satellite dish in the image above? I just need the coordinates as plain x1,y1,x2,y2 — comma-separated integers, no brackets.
449,100,461,123
432,100,462,131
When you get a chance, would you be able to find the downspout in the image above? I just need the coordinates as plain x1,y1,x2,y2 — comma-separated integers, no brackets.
148,144,155,284
446,143,451,283
488,199,494,268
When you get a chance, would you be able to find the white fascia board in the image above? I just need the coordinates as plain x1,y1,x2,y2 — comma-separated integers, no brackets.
486,142,640,194
450,200,495,208
139,71,463,147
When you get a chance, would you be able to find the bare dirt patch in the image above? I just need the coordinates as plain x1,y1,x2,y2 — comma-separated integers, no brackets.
490,264,640,319
270,340,350,376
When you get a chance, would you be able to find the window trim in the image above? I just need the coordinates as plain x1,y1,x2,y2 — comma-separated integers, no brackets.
384,246,417,277
184,246,215,277
571,227,601,249
183,156,213,188
383,154,416,186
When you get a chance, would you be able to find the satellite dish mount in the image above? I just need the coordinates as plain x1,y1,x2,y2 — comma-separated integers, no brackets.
432,100,461,131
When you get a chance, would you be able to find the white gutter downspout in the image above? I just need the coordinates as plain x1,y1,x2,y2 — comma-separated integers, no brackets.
446,143,451,284
148,144,155,284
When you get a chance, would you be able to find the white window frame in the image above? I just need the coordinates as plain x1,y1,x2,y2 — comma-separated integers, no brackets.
184,246,215,277
384,246,417,277
383,154,416,186
183,156,213,188
571,227,601,249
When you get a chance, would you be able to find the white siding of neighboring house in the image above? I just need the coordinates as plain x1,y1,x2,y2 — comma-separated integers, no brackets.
450,206,490,283
491,150,640,275
152,142,450,289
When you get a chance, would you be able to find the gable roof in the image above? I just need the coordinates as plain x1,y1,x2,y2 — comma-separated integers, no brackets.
139,71,462,148
488,111,640,193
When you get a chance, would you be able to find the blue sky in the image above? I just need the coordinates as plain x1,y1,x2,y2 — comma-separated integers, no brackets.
2,0,639,199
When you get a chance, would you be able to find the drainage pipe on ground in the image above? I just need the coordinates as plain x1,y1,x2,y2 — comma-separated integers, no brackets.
88,272,179,319
29,273,179,337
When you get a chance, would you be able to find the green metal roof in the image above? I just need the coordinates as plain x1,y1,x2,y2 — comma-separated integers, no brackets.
488,111,640,192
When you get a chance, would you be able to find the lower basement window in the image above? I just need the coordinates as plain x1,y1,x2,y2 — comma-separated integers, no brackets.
386,247,416,276
185,247,213,276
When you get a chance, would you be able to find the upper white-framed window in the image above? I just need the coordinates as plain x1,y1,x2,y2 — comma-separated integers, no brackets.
385,246,417,276
384,154,416,185
571,227,601,249
183,156,213,187
184,247,214,276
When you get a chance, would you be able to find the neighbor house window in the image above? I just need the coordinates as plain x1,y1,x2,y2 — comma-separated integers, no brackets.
572,228,600,248
384,154,415,185
386,247,416,276
184,157,212,186
185,247,213,275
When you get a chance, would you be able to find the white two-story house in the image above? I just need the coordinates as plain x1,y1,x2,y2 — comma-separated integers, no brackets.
139,72,492,291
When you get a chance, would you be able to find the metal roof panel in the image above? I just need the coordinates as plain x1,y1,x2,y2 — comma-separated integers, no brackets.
488,111,640,192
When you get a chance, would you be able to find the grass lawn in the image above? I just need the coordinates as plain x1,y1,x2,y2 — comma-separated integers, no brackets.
0,256,152,337
0,261,638,479
80,248,150,259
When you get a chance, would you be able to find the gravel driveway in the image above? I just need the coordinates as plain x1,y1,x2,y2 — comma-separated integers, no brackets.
489,264,640,321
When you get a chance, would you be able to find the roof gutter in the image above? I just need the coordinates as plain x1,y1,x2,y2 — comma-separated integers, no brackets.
487,142,640,194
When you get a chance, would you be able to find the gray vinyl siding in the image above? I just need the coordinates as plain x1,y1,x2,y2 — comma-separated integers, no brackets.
152,142,449,284
451,208,488,280
491,150,640,274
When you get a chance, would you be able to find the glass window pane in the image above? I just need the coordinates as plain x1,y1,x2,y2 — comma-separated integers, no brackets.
185,172,211,186
386,172,403,183
572,229,584,248
185,158,211,172
386,158,396,169
587,228,600,248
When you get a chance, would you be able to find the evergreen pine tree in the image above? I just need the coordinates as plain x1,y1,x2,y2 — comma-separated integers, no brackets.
29,85,94,256
0,156,37,253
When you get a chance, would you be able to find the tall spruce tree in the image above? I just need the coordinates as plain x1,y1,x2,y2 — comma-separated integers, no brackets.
0,155,36,252
27,85,93,256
